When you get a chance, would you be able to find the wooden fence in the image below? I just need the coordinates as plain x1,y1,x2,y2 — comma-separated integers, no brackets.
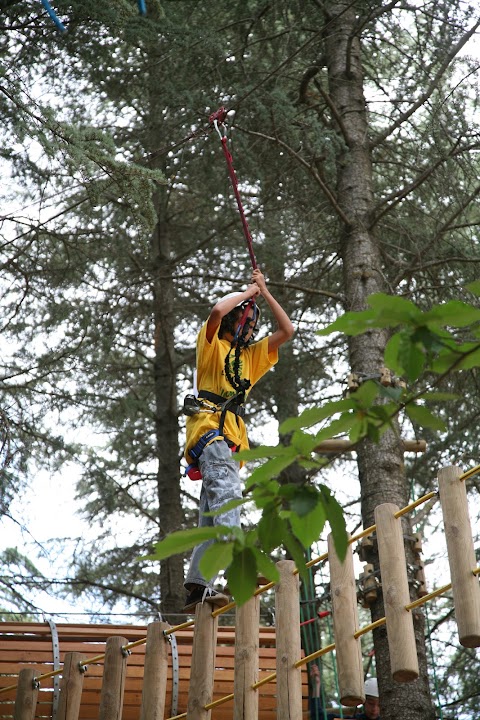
1,464,479,719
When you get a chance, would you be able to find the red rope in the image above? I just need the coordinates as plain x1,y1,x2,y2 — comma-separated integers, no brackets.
210,107,257,271
219,136,257,270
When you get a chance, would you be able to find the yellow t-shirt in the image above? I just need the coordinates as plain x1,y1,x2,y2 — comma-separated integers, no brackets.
185,321,278,465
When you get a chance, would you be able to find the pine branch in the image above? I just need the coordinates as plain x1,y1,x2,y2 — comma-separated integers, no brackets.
236,125,351,226
370,19,480,149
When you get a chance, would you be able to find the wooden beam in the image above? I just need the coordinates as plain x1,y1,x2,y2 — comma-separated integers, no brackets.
315,439,426,454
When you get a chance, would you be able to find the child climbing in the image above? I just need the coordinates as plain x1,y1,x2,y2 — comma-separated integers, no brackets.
182,267,294,612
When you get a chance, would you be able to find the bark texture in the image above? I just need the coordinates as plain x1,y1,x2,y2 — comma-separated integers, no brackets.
147,49,185,617
323,2,435,718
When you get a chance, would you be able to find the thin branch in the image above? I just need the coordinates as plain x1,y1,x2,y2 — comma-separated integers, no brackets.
370,19,480,150
370,138,465,228
236,125,351,226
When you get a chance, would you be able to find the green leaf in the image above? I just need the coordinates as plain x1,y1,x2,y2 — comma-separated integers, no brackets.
368,402,397,423
283,528,309,579
237,445,291,462
252,549,280,584
279,399,354,433
421,391,459,402
319,486,348,561
227,547,258,606
466,280,480,297
245,449,297,490
203,497,246,517
199,541,234,581
313,413,358,445
251,480,281,508
141,525,231,561
290,501,326,548
289,485,319,517
384,333,404,375
398,336,425,382
298,457,328,470
423,301,480,328
411,326,446,353
290,430,320,456
367,293,421,323
348,416,368,444
377,384,404,402
430,343,480,373
352,380,379,409
258,510,286,552
317,309,377,336
406,404,446,432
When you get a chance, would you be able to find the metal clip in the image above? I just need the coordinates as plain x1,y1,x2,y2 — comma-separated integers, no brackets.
213,118,227,140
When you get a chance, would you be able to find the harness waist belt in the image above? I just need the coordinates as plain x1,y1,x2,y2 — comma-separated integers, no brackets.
198,390,246,418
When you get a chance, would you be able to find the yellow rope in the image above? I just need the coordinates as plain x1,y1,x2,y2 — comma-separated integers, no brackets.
459,463,480,481
164,619,195,635
252,671,277,689
354,617,386,638
394,491,438,518
205,692,235,709
405,583,453,611
296,642,337,666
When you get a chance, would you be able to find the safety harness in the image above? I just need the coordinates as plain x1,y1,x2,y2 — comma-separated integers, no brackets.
184,390,247,480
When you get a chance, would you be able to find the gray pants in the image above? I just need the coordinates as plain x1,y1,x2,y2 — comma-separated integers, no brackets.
184,440,242,589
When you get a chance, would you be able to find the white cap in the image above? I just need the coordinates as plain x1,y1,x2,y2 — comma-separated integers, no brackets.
364,677,379,698
218,291,244,306
218,292,261,317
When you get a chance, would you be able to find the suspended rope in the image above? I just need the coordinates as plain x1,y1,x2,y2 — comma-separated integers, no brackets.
209,107,257,271
40,0,147,33
40,0,65,32
208,106,260,340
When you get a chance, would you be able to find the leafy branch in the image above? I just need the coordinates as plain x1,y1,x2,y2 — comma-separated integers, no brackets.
144,284,480,605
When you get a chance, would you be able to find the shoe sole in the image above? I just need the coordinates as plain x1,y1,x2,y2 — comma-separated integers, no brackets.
183,593,230,613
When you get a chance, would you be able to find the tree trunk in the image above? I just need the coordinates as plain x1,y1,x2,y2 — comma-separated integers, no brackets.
323,2,435,718
146,38,185,618
151,198,185,620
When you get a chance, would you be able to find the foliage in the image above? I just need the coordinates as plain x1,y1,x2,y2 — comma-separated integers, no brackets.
146,287,480,604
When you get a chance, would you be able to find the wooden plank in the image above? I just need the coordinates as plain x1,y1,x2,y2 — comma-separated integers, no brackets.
0,622,307,720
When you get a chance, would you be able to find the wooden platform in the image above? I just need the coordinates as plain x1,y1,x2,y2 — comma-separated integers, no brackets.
0,621,309,719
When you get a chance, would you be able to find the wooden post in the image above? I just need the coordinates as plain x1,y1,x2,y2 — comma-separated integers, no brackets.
13,668,39,720
98,636,128,720
234,594,260,720
438,465,480,647
57,652,85,720
275,559,303,720
375,503,419,682
187,601,218,720
139,622,170,720
328,533,365,706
